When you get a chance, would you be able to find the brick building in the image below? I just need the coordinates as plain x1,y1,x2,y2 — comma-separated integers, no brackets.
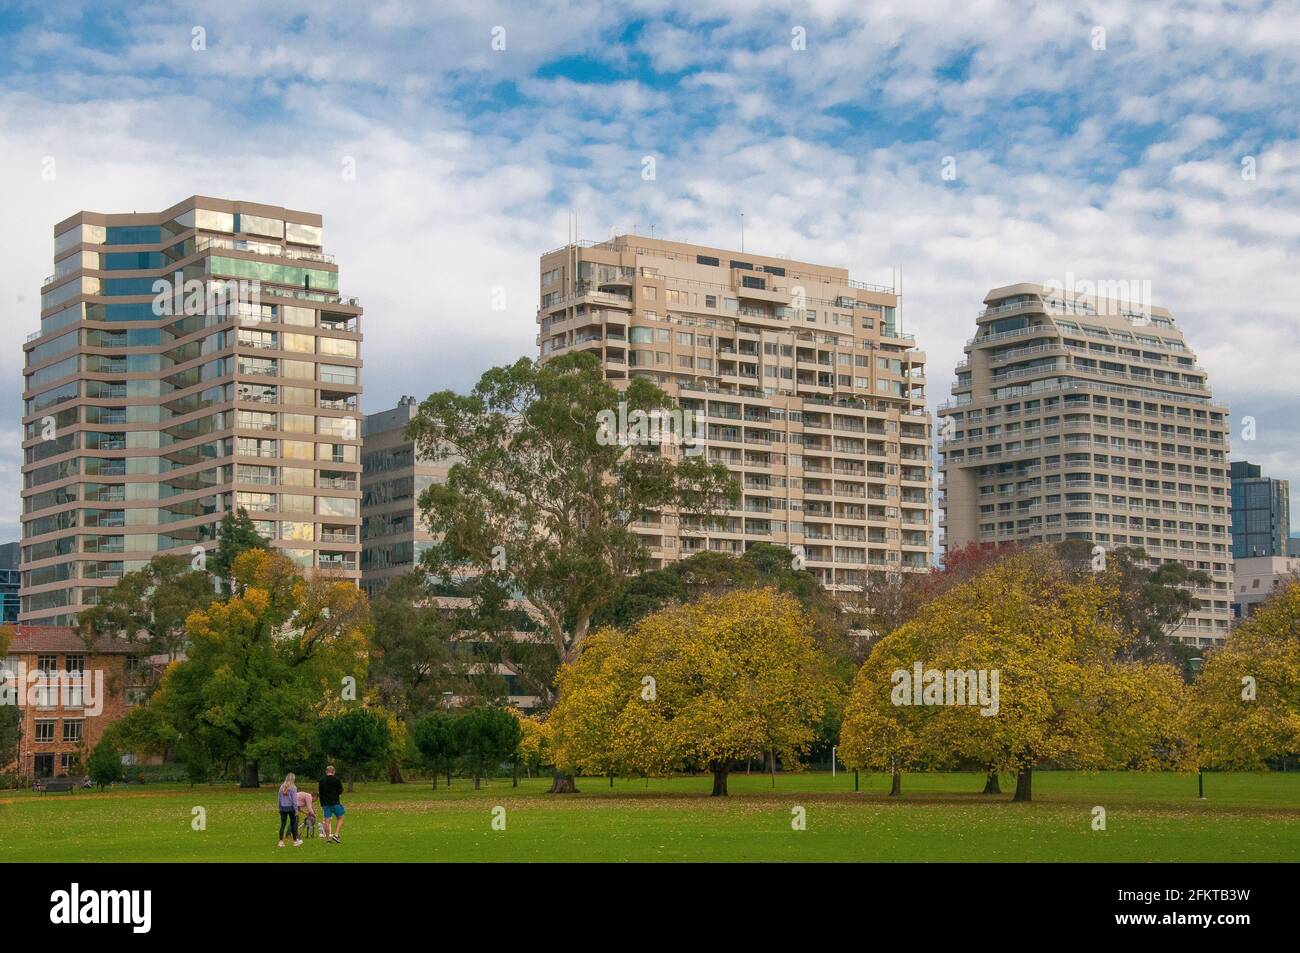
1,626,148,780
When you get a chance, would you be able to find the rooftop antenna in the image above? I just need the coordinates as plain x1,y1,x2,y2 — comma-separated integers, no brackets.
740,210,745,252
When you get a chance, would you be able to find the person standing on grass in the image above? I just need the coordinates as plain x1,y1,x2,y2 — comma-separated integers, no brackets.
277,773,302,848
319,765,345,844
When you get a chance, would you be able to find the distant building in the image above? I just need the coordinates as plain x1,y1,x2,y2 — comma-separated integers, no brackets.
1233,555,1300,619
359,397,449,598
0,626,150,780
1229,461,1290,559
938,283,1233,647
0,543,19,624
1289,534,1300,558
22,197,364,626
537,235,933,588
359,398,541,711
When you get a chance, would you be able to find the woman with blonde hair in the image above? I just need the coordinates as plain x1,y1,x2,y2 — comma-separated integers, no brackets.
277,772,302,847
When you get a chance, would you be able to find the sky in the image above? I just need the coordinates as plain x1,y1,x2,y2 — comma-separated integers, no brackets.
1,0,1297,542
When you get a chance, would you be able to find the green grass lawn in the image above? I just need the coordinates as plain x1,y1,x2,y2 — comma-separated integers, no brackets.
3,771,1298,862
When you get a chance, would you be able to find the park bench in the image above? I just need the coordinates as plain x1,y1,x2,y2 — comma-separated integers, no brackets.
37,776,86,794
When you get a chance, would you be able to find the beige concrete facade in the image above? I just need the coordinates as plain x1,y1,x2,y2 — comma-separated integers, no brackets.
1232,555,1300,619
21,196,363,625
536,236,933,588
937,283,1232,647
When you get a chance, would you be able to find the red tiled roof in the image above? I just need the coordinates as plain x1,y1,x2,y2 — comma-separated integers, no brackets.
3,624,140,655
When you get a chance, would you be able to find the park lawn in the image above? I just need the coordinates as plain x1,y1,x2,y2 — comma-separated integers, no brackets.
1,771,1297,862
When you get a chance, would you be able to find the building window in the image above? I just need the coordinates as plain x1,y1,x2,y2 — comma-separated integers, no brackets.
63,719,84,743
34,720,56,743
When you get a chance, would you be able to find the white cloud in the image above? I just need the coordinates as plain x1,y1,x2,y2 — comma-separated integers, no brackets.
1,0,1298,543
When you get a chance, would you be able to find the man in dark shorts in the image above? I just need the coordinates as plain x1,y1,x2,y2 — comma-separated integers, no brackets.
319,765,346,844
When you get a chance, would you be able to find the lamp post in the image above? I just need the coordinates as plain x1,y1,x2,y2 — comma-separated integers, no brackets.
1189,656,1206,799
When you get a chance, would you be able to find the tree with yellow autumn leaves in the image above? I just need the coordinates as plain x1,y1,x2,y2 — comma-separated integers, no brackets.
1189,581,1300,770
548,589,835,795
116,549,371,787
839,550,1189,800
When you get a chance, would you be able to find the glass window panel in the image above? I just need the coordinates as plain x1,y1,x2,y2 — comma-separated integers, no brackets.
318,496,356,517
282,306,316,327
282,413,315,433
281,466,315,486
283,440,315,460
318,337,356,357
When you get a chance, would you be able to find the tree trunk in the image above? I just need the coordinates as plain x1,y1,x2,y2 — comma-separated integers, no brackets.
889,768,901,796
239,758,259,788
548,768,579,794
769,748,776,787
474,770,481,790
711,762,729,797
512,759,518,788
431,772,437,790
1013,767,1033,802
388,760,404,784
983,771,1001,795
347,774,355,794
446,766,452,787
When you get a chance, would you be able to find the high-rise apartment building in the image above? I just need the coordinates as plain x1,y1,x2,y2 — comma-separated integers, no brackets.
1229,460,1291,558
360,396,446,598
937,283,1233,646
21,197,363,625
536,236,932,588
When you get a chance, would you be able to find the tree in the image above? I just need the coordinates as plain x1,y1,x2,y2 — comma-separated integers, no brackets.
839,549,1189,801
87,736,125,789
593,543,855,660
453,706,522,789
514,710,550,781
549,589,834,796
137,549,370,787
1190,581,1300,770
209,507,269,583
859,542,1020,641
407,352,737,791
0,627,17,772
1057,541,1210,668
77,554,215,664
369,573,467,719
0,706,19,776
318,707,393,793
412,710,460,788
838,646,932,796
